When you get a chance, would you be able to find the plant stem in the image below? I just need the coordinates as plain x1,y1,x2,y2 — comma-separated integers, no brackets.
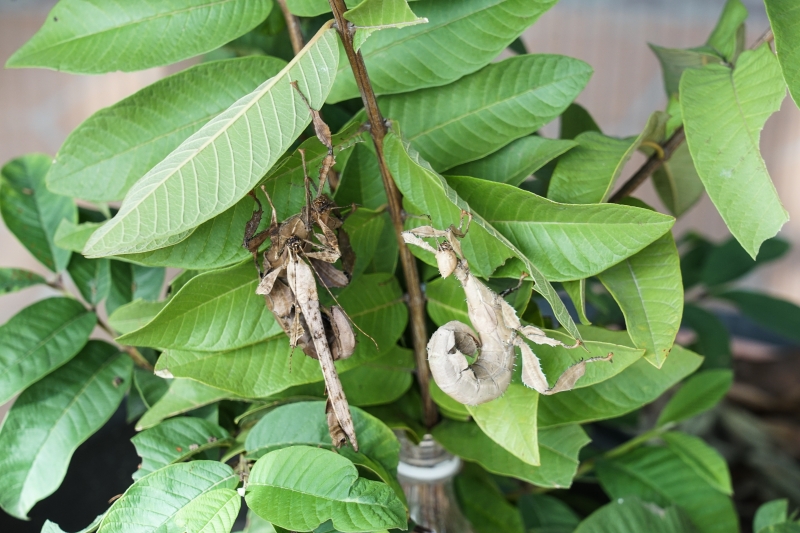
609,27,775,203
96,318,154,371
276,0,305,55
326,0,437,427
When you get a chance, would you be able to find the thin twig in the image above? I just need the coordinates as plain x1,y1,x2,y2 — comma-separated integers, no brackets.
326,0,437,427
277,0,305,55
609,26,775,203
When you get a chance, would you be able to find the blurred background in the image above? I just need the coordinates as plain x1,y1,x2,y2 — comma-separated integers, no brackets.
1,0,798,531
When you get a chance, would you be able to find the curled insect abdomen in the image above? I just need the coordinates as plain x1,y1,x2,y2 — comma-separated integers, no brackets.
427,321,515,406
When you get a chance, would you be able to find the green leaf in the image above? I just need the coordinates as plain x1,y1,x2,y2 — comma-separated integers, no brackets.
598,230,683,368
519,493,580,533
246,446,407,531
467,383,540,465
0,341,131,519
429,380,471,421
649,44,723,97
54,220,102,253
106,261,133,316
563,279,591,325
652,143,705,217
662,432,732,495
131,265,164,302
447,136,577,187
7,0,274,73
680,46,788,258
754,500,789,532
97,461,238,533
341,208,387,281
455,464,525,533
0,268,46,295
549,112,667,204
538,345,703,428
682,305,731,370
47,57,287,202
345,0,427,51
574,497,698,533
83,25,339,257
67,255,110,305
717,290,800,343
119,261,280,352
450,176,675,282
707,0,747,63
597,446,738,533
328,0,560,102
154,273,407,397
136,378,234,430
680,233,715,290
108,299,167,335
385,134,583,339
560,102,600,140
766,0,800,107
0,154,75,272
131,417,230,480
335,143,387,210
338,346,414,406
0,297,96,405
381,54,592,171
174,488,242,533
701,237,789,287
433,420,590,488
42,515,104,533
133,367,170,409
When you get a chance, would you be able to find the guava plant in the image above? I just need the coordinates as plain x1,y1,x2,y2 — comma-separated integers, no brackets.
1,0,800,532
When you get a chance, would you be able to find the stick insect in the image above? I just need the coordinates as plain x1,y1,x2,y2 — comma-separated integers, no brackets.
403,213,612,405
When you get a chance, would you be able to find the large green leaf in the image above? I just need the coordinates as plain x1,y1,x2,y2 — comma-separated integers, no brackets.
246,446,407,532
118,261,280,352
433,420,590,488
0,341,131,520
597,446,738,533
334,143,387,210
47,57,286,202
657,369,733,426
174,488,242,533
538,345,702,428
380,54,591,171
0,154,75,272
6,0,274,73
42,515,104,533
455,464,525,533
447,136,577,187
766,0,800,107
0,268,46,296
384,133,581,339
549,112,666,204
662,432,733,495
136,378,235,430
97,461,239,533
716,290,800,343
337,346,414,406
449,176,675,282
467,383,540,466
598,231,683,368
83,25,339,257
328,0,559,102
154,273,407,397
574,498,698,533
0,297,96,405
131,417,231,480
680,45,788,258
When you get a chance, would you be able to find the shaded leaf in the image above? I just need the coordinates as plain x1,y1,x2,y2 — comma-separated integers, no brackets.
574,497,698,533
681,46,788,258
380,54,592,171
717,290,800,343
649,44,722,97
662,432,733,495
7,0,274,73
455,463,524,533
652,143,705,217
0,154,75,272
447,136,577,187
682,305,732,370
701,237,789,287
433,420,590,488
328,0,560,102
754,499,789,533
334,143,387,210
519,493,580,533
429,380,470,422
97,461,238,533
0,268,46,295
106,260,133,316
41,515,104,533
338,346,414,406
766,0,800,107
560,102,600,140
67,255,110,306
83,25,339,257
136,378,235,430
131,417,230,480
0,341,131,520
563,279,591,325
133,367,170,409
48,56,287,202
0,297,96,405
246,446,407,532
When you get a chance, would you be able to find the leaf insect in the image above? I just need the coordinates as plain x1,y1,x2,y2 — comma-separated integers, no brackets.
403,213,612,405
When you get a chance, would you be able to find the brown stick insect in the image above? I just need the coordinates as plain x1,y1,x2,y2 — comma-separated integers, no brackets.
402,213,612,405
241,82,369,450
